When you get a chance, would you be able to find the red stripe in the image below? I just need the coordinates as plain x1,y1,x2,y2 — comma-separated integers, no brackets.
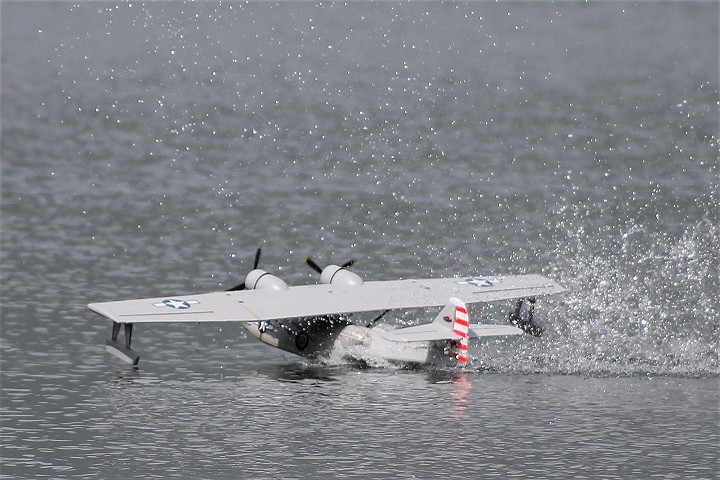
457,343,468,351
455,306,468,315
453,329,468,338
454,318,469,327
456,355,468,363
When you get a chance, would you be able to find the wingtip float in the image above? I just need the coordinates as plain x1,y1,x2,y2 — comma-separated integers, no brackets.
89,248,566,368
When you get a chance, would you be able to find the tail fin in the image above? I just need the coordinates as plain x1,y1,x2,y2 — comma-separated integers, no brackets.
431,301,457,327
450,298,470,365
381,298,470,367
430,297,470,365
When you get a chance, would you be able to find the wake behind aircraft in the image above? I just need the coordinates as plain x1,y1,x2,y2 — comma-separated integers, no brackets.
88,246,566,367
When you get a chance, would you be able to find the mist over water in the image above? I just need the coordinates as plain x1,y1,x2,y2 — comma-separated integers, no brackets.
2,2,718,478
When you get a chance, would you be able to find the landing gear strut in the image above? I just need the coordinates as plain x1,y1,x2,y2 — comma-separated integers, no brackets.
509,297,543,337
105,322,140,365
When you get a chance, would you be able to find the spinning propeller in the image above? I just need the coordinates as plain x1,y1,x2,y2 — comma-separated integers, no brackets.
304,256,355,274
304,255,363,286
226,244,263,291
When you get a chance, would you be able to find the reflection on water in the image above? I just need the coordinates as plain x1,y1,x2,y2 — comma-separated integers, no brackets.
261,362,344,384
450,372,472,422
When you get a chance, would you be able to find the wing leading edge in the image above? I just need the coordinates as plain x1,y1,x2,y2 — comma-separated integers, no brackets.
88,274,565,324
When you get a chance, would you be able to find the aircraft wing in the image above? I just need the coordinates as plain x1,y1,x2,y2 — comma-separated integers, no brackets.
88,274,565,324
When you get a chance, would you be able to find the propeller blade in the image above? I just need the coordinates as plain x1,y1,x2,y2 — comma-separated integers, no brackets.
304,256,323,274
227,243,263,291
253,243,263,270
341,259,356,269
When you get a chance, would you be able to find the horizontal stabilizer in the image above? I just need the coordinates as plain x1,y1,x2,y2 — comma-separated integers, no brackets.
380,324,461,343
469,324,524,338
381,323,523,343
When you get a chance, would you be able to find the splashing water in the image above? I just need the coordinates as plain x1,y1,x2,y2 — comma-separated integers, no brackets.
295,215,719,376
474,213,718,376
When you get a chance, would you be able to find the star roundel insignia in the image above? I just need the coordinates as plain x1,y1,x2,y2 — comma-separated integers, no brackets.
154,299,200,309
257,321,274,333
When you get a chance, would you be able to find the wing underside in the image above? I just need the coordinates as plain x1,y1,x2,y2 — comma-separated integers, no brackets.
88,274,565,324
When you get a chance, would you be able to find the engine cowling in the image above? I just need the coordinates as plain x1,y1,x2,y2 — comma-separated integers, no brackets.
244,269,289,291
319,265,364,286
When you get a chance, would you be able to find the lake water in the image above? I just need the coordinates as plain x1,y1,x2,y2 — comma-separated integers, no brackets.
1,2,718,479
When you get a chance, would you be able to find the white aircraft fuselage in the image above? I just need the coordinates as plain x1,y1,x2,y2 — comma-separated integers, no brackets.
243,317,448,365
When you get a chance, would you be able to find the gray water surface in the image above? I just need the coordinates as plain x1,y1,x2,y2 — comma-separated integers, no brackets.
2,2,718,478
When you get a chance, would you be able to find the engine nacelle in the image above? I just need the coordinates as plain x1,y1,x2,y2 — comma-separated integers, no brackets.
244,269,289,291
319,265,364,286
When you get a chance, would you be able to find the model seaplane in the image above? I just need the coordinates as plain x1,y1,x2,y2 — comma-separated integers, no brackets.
88,246,565,367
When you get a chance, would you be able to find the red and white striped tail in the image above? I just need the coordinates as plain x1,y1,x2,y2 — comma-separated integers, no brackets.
451,298,470,365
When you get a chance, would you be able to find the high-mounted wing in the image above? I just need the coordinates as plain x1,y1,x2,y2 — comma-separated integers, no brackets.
88,274,565,324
